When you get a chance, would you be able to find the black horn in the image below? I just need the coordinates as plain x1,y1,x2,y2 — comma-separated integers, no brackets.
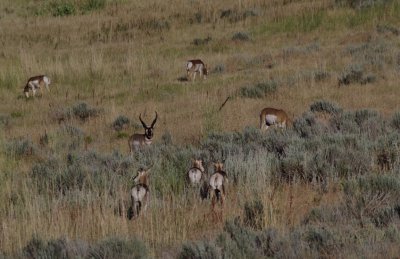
139,114,148,129
151,112,158,128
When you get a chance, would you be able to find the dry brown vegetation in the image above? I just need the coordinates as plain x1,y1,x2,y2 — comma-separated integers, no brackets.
1,0,400,257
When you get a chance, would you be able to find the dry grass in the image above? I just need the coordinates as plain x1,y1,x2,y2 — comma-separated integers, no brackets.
0,0,400,256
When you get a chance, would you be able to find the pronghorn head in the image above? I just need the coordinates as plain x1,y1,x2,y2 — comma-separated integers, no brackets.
203,64,208,77
214,162,224,172
133,168,151,186
192,159,205,172
139,112,158,140
23,85,30,98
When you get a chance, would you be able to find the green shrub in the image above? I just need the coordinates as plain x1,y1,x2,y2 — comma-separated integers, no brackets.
239,80,277,98
178,241,219,259
338,64,364,86
192,36,212,46
0,114,10,128
83,0,106,12
112,115,130,131
23,237,89,259
89,237,147,259
335,0,392,9
52,1,76,17
305,227,337,254
293,112,327,138
391,112,400,131
72,102,101,121
232,32,250,41
310,100,342,115
22,236,146,258
6,138,37,158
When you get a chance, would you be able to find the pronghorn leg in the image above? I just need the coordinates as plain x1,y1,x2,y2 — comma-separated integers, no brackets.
192,72,196,81
211,193,217,211
29,82,36,96
45,83,50,92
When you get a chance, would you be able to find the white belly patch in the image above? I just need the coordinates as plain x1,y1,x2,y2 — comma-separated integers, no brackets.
265,114,278,126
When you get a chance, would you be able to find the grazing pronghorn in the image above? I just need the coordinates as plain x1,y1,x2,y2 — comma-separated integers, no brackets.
259,107,290,131
23,75,51,98
186,59,208,81
128,112,158,153
209,162,228,209
130,168,151,219
186,159,205,186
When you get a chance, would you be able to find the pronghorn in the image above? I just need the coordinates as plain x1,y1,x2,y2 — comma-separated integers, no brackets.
186,59,208,81
128,112,158,153
186,159,205,186
130,168,151,219
259,107,290,131
23,75,51,98
209,162,228,209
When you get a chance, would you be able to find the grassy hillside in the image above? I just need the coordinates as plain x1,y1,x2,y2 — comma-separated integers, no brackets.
1,0,400,257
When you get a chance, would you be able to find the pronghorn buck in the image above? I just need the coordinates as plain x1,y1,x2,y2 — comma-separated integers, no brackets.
130,168,151,219
23,75,51,98
186,59,208,81
209,162,228,209
186,159,205,186
128,112,158,153
259,107,290,131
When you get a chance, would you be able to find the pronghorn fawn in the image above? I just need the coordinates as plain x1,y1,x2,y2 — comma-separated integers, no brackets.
186,159,205,186
128,112,158,153
209,162,228,210
129,168,151,219
186,59,208,81
259,107,290,131
24,75,51,98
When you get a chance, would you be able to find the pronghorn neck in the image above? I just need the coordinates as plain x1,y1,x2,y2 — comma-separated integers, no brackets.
144,135,152,144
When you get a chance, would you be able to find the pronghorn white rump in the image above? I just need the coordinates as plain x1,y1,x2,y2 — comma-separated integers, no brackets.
24,75,51,98
209,162,227,209
130,168,151,219
128,112,158,153
259,107,290,131
186,59,208,81
187,159,205,186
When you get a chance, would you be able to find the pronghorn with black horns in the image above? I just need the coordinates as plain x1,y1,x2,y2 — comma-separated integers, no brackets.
209,161,228,209
186,59,208,81
186,159,206,186
129,168,151,219
23,75,51,98
128,112,158,153
259,107,290,131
